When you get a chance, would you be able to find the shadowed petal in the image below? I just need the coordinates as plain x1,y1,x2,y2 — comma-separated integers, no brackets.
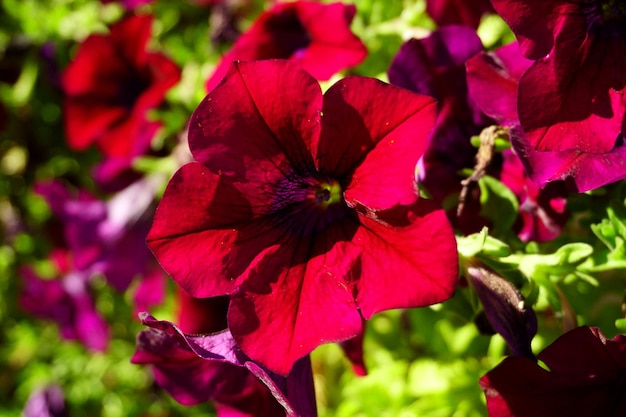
133,314,317,417
519,57,626,154
191,60,321,183
480,326,626,417
229,221,363,375
319,76,436,209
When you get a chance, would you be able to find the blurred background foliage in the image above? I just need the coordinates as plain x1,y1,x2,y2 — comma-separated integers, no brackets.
0,0,624,416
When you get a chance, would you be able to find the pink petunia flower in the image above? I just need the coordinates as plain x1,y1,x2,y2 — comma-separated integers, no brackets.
490,0,626,159
481,326,626,417
147,59,459,375
204,1,367,92
61,14,180,157
466,42,569,241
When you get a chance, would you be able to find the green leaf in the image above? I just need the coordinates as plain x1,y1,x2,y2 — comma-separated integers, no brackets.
478,175,519,232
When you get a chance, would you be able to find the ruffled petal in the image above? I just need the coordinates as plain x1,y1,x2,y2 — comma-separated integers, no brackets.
352,200,458,318
228,220,363,375
319,76,436,210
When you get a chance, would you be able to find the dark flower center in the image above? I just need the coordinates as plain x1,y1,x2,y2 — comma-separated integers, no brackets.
264,9,312,59
586,0,626,37
271,172,349,237
599,0,626,21
119,73,149,109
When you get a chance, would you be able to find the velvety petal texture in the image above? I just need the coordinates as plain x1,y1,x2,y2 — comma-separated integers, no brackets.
481,326,626,417
491,0,626,191
466,41,533,127
62,14,180,157
205,1,367,92
148,59,458,375
132,314,316,417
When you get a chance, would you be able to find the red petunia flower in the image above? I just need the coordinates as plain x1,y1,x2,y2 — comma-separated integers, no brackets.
481,326,626,417
204,1,367,92
490,0,626,156
61,14,180,157
148,59,458,375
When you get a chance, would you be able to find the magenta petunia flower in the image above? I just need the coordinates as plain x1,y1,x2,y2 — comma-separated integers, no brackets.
466,42,569,241
426,0,495,29
481,326,626,417
148,59,458,375
20,249,110,351
35,178,163,294
61,14,180,157
22,385,68,417
490,0,626,156
132,313,316,417
204,1,367,92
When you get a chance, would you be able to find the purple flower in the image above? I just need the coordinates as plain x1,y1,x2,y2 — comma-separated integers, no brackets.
20,250,110,351
132,313,316,417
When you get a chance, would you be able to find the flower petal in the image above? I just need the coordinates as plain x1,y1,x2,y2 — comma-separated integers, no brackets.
147,162,263,297
190,60,322,185
466,41,533,126
519,57,626,154
319,76,436,210
511,127,626,192
133,314,317,417
352,200,458,318
228,221,363,375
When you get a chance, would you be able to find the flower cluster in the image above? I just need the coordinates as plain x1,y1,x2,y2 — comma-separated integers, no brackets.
3,0,626,416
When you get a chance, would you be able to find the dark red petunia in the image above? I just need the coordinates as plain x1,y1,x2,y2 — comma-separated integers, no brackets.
204,1,367,92
148,59,458,375
481,326,626,417
490,0,626,156
61,14,180,157
426,0,495,29
134,292,288,416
